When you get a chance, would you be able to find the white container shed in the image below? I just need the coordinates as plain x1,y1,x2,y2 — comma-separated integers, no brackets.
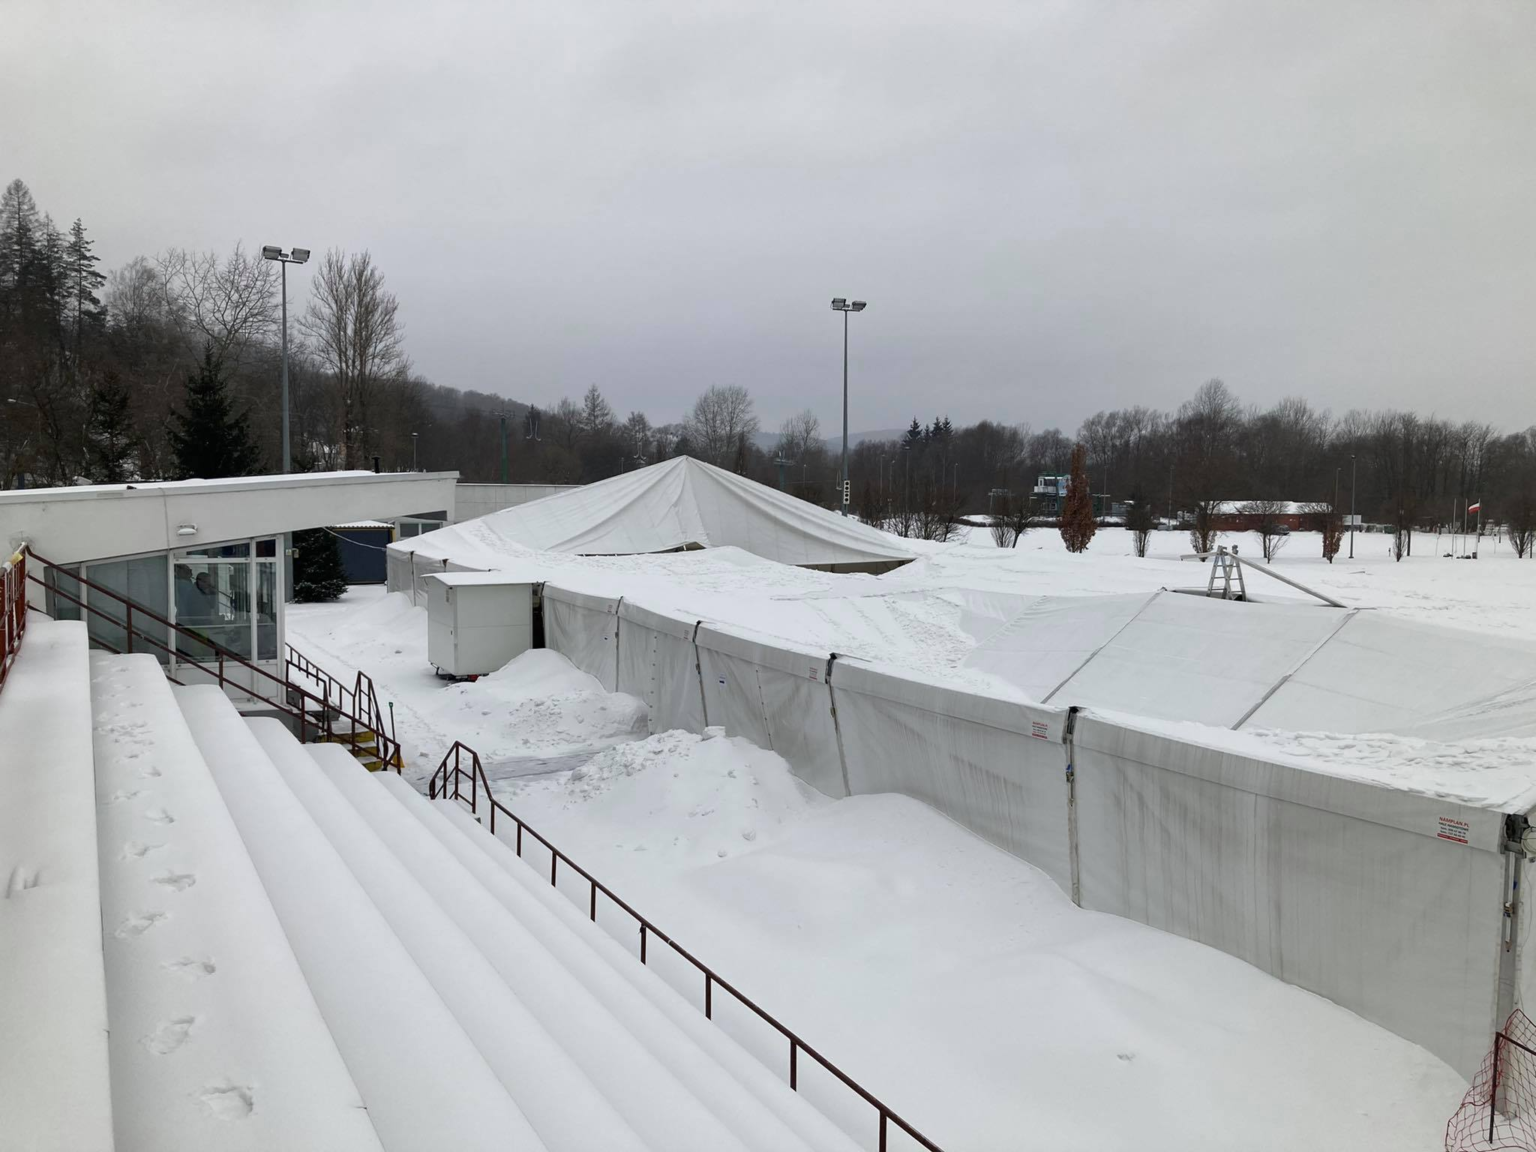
424,572,535,677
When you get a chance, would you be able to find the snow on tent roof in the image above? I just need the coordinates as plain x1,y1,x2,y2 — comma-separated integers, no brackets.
963,592,1158,701
390,457,914,572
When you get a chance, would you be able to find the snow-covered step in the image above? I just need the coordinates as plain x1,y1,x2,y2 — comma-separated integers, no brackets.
90,654,383,1152
426,794,865,1152
250,723,639,1152
363,769,860,1152
313,744,759,1152
0,620,114,1152
173,685,540,1152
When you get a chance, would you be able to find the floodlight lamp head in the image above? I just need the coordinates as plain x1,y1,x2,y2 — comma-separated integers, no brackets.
850,300,867,312
291,247,311,264
261,245,283,261
830,297,847,310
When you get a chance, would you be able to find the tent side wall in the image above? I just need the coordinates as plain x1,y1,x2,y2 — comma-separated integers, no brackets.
694,626,846,799
616,601,707,734
1073,714,1507,1079
829,660,1074,893
542,586,621,692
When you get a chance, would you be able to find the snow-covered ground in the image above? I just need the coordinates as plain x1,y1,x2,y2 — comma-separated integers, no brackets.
280,525,1536,1149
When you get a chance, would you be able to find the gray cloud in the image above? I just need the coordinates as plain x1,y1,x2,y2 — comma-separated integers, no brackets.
5,0,1533,433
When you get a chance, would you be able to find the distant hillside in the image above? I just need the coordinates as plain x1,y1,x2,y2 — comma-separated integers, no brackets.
751,427,906,453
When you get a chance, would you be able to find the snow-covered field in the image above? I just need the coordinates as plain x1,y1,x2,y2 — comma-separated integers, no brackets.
282,528,1536,1149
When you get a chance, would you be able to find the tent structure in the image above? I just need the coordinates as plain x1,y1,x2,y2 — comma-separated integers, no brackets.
389,457,915,573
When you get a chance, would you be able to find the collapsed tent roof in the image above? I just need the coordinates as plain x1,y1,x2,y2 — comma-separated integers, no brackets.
964,589,1536,740
392,457,915,572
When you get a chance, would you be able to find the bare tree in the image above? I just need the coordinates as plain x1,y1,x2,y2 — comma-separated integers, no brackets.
1510,492,1536,559
776,409,821,462
156,244,278,367
1126,488,1154,557
1242,499,1290,561
299,250,408,469
685,384,758,466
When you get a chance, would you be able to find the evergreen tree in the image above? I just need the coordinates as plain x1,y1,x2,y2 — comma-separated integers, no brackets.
902,418,923,449
167,344,263,478
1126,485,1154,557
64,218,105,354
292,528,347,602
1059,442,1097,553
86,369,136,482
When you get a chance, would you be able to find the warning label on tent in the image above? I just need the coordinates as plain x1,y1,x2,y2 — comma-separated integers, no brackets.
1031,721,1050,740
1437,817,1470,845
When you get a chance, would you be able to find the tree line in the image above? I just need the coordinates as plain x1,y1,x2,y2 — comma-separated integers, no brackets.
6,175,1536,558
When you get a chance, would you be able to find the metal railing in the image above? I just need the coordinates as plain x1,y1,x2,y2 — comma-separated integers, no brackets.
284,643,399,767
21,546,400,772
1,550,27,696
429,741,944,1152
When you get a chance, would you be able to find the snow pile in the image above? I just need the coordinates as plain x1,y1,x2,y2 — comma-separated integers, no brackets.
431,649,647,764
493,736,1465,1150
505,729,829,870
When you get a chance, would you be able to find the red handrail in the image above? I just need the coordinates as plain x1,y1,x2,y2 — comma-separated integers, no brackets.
430,741,944,1152
0,550,27,696
21,546,400,772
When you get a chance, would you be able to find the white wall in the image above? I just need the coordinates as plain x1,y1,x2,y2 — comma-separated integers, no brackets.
3,472,458,565
453,483,579,523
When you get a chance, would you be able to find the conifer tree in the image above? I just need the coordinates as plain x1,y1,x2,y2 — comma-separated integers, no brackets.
86,369,136,482
64,218,105,354
292,527,348,602
168,343,263,478
1059,442,1097,553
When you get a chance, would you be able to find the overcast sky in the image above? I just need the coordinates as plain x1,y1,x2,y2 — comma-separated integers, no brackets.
5,1,1534,435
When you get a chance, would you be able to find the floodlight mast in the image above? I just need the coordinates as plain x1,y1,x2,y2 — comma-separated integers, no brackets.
830,297,868,516
260,245,311,472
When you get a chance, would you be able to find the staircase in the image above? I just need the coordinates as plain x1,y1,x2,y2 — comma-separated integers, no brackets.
1,620,921,1152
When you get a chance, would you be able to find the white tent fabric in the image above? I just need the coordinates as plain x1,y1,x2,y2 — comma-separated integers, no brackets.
829,659,1073,892
694,625,845,799
542,586,621,692
1072,713,1507,1079
962,592,1158,701
389,458,913,572
1245,611,1536,738
616,601,707,734
1050,593,1352,727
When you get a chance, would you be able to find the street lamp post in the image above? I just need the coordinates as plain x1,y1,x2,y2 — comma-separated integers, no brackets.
1349,453,1357,559
412,432,419,472
260,246,310,471
830,297,867,517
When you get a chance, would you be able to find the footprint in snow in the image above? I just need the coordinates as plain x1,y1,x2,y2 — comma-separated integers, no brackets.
144,808,175,825
152,871,197,892
144,1016,197,1055
107,789,143,804
121,841,165,860
115,911,168,938
138,764,162,779
198,1082,254,1121
163,956,217,981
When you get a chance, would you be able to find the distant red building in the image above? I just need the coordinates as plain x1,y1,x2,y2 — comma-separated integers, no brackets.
1209,501,1325,532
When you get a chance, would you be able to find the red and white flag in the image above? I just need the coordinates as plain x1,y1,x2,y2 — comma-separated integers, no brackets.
1468,501,1482,515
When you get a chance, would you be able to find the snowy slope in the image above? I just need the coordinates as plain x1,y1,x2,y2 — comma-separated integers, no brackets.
90,655,381,1152
0,620,114,1152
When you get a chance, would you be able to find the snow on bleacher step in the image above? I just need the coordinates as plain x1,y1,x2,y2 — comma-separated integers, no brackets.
174,685,542,1152
424,793,865,1152
250,725,643,1152
364,769,861,1152
90,654,383,1152
310,743,762,1152
0,620,113,1152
